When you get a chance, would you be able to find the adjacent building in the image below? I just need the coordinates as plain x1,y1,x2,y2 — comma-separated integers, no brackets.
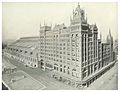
113,39,118,60
3,37,39,68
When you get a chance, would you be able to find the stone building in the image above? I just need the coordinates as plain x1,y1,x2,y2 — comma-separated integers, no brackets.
113,39,118,60
38,3,115,88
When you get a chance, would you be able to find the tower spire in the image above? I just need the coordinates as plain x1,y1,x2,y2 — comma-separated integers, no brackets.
78,2,79,5
109,28,111,36
77,2,80,9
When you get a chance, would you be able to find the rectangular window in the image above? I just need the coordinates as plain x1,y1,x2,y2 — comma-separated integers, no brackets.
60,68,62,72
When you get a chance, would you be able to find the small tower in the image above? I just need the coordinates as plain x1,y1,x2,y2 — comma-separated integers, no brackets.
107,28,113,44
86,13,87,23
71,2,85,26
107,28,113,61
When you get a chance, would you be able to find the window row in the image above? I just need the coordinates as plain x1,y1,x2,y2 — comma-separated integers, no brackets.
6,47,34,55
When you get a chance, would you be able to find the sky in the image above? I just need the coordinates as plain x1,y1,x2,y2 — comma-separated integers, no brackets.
2,2,118,42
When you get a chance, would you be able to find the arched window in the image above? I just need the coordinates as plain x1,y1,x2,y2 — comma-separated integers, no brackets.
72,68,76,76
54,64,58,71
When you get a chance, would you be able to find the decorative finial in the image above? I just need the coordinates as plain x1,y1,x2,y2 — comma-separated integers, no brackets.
78,2,79,6
100,32,102,40
109,28,111,33
40,22,41,27
86,13,87,22
109,28,111,36
44,20,46,26
78,2,80,8
51,23,52,27
70,16,72,21
73,8,74,15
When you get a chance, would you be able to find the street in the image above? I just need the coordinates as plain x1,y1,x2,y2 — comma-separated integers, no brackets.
2,55,78,90
2,55,118,90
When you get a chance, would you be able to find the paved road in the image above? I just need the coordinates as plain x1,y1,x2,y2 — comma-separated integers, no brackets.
2,55,78,90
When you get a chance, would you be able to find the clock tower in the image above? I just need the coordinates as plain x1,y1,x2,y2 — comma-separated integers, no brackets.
71,3,86,26
70,3,87,82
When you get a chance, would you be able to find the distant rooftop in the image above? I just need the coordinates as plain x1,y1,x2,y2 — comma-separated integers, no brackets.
20,36,39,39
8,36,39,50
